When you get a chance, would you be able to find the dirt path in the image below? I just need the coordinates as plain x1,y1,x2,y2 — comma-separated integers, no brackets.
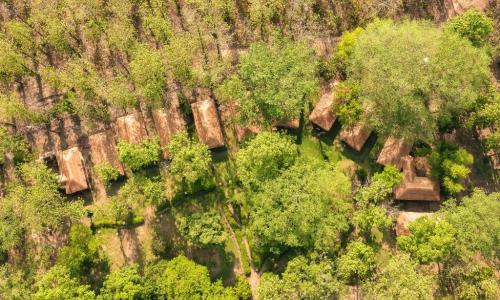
217,199,244,277
242,237,261,298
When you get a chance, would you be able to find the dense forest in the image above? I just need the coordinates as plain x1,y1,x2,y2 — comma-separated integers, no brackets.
0,0,499,299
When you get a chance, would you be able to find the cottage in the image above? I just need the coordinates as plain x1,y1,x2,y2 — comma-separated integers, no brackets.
395,211,432,236
377,137,411,169
56,147,89,194
89,131,124,175
152,98,185,158
339,123,372,152
309,89,336,131
116,112,148,144
394,156,440,201
191,99,225,149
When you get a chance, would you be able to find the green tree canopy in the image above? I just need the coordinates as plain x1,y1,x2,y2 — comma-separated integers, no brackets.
364,253,434,300
346,19,491,142
218,39,319,126
98,265,148,300
258,256,340,300
167,131,212,185
33,266,95,300
337,241,376,286
397,216,456,265
445,10,493,47
176,211,227,247
236,132,297,190
249,162,352,256
117,137,162,171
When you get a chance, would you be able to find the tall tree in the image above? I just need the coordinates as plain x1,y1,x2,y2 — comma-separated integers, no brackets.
346,20,491,142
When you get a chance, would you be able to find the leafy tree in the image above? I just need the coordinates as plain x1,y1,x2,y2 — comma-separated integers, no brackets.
249,162,352,256
0,266,32,300
337,241,376,286
164,33,199,87
445,10,493,47
258,256,339,299
397,216,456,265
33,266,95,300
176,211,227,247
130,45,166,108
98,76,138,109
0,36,30,83
167,131,212,185
353,205,391,242
98,265,148,300
235,132,297,190
56,224,107,285
355,166,403,206
441,189,500,261
117,137,162,171
429,142,473,195
0,128,30,164
219,40,319,126
0,93,44,124
443,259,499,300
364,253,434,300
346,20,491,142
333,81,363,126
334,27,364,74
94,162,121,187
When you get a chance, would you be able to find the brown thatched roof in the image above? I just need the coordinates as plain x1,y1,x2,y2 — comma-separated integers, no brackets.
116,112,148,144
276,118,300,130
152,97,185,158
56,147,88,194
191,99,225,149
340,124,372,152
394,156,440,201
396,211,432,236
89,131,124,175
377,137,411,169
309,89,336,131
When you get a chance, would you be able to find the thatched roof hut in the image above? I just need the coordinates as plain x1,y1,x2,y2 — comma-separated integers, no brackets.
191,99,225,149
309,89,336,131
89,131,124,175
339,124,372,152
396,211,432,236
152,98,186,158
377,137,411,169
56,147,88,194
394,156,440,201
116,112,148,144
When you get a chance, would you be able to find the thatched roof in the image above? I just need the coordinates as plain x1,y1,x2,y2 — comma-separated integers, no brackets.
394,156,440,201
152,96,185,158
191,99,225,149
276,118,300,130
89,131,124,175
56,147,88,194
377,137,411,169
116,112,148,144
309,89,336,131
396,211,432,236
340,124,372,152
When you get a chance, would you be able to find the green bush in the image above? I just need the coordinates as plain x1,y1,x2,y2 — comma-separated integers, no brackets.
429,142,473,195
0,128,30,165
333,82,363,126
117,137,161,171
176,211,227,247
445,10,493,47
94,162,121,186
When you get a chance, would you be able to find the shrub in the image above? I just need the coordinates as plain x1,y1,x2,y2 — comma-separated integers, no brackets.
333,82,363,126
429,142,473,195
176,211,227,247
94,162,120,186
117,137,161,171
445,10,493,47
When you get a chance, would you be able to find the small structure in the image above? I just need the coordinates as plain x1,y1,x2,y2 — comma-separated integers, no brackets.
191,99,225,149
152,99,186,158
377,137,411,169
56,147,89,194
339,124,372,152
89,131,125,175
116,112,148,144
309,89,336,131
396,211,432,236
276,118,300,130
394,156,440,201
